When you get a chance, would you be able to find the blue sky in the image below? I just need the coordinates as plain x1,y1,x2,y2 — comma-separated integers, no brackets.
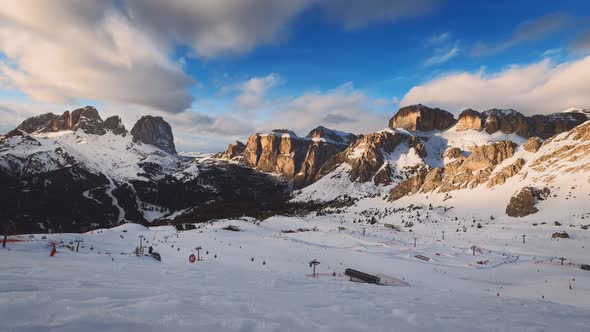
1,1,590,151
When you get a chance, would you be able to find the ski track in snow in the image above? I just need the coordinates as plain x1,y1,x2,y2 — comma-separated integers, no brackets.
106,177,125,223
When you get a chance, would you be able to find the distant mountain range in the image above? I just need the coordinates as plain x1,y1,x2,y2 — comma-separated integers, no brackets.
1,104,589,233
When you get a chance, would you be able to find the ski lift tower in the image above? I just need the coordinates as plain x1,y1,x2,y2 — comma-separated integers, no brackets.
309,259,320,277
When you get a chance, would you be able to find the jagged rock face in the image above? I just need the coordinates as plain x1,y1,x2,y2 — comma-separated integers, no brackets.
505,187,549,217
103,116,127,136
131,116,176,155
443,147,462,159
529,121,590,176
316,130,427,186
215,141,246,160
389,139,517,200
528,113,588,139
482,109,530,137
506,187,538,217
389,169,426,200
456,109,484,131
346,131,406,184
5,106,127,137
243,131,309,177
389,104,455,131
487,158,526,188
7,113,59,136
243,127,353,187
523,137,542,152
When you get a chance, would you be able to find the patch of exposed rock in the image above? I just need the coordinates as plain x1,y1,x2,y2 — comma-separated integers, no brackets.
487,158,526,188
439,140,517,192
443,147,462,159
389,104,455,132
306,125,356,145
482,109,530,137
316,130,428,186
552,232,569,239
505,186,550,217
528,112,588,139
388,140,517,200
131,116,176,155
456,109,484,131
506,187,538,217
523,137,542,152
215,141,246,161
388,170,427,201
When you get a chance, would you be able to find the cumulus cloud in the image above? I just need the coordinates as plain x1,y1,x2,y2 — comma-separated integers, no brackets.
261,83,390,136
471,12,569,56
124,0,311,58
0,1,194,113
400,56,590,114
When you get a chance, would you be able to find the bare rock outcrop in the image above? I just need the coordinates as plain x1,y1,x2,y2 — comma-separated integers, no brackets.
482,109,530,137
456,109,484,131
131,116,176,155
389,170,427,201
103,116,127,136
437,140,517,192
523,137,542,152
528,112,588,139
506,187,538,217
214,141,246,161
505,186,550,217
389,104,455,132
443,147,462,159
487,158,526,188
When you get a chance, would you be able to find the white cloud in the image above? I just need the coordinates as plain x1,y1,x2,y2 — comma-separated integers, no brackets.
261,83,389,136
0,1,194,113
423,44,460,67
401,56,590,114
425,32,450,46
235,74,280,111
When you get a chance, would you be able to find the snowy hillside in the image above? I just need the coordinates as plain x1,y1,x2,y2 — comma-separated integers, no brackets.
2,214,589,331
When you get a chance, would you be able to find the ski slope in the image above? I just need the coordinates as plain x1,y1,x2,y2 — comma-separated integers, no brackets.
1,214,589,331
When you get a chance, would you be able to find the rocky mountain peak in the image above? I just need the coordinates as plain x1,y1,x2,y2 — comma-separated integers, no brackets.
306,126,357,145
456,109,484,131
131,116,176,155
103,116,127,136
389,104,455,132
214,141,246,161
5,106,127,137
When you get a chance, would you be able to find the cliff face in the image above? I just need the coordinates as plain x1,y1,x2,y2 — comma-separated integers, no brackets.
389,104,455,131
130,116,176,155
455,108,588,139
242,127,355,187
456,109,484,131
316,129,427,186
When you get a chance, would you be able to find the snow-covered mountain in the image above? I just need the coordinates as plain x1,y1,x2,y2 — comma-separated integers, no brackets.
2,104,589,234
0,107,290,233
